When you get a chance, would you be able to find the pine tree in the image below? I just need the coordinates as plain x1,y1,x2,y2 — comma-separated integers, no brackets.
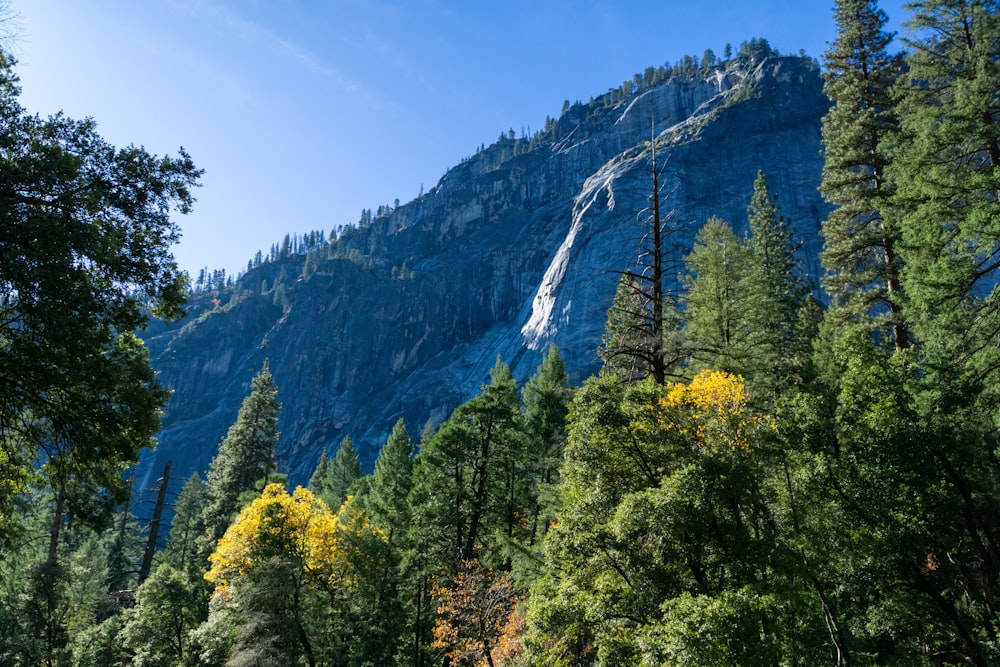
199,361,281,556
408,357,527,569
521,345,572,543
120,562,206,666
599,271,652,381
683,217,754,376
522,345,571,463
893,0,1000,390
354,419,413,662
363,419,414,538
324,435,361,509
599,132,683,385
743,171,809,400
165,473,206,575
308,450,329,497
819,0,907,348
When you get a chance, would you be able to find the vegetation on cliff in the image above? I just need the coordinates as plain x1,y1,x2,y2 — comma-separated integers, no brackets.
1,1,999,665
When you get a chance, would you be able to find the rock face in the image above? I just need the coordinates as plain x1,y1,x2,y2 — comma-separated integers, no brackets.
139,53,830,490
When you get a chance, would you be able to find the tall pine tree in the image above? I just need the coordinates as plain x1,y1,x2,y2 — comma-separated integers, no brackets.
683,216,754,376
323,435,362,509
743,170,809,400
893,0,1000,394
362,419,414,538
165,473,206,576
819,0,907,349
199,361,281,557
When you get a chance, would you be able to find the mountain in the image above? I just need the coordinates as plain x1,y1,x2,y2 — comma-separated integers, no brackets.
138,48,831,491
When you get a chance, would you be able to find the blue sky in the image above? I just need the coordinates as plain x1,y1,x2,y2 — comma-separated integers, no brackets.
11,0,908,279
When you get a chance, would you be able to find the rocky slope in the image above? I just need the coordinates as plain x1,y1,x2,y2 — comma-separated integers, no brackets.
139,50,831,490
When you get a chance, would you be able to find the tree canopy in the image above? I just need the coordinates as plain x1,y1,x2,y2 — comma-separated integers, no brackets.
0,49,201,540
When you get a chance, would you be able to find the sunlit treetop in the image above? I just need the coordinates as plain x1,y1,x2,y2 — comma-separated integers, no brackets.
660,370,773,452
205,483,385,596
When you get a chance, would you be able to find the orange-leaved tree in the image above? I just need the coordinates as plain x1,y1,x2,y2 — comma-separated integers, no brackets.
431,558,526,667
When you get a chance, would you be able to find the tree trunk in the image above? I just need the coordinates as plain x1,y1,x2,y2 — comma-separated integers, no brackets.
139,459,172,585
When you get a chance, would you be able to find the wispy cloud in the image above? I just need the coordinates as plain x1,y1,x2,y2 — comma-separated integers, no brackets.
364,27,431,94
166,0,391,112
127,26,260,108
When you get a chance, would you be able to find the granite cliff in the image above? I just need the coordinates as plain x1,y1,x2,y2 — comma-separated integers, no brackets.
139,50,831,490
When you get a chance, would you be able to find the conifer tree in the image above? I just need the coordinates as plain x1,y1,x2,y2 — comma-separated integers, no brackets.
519,345,573,555
893,0,1000,388
363,419,414,538
599,271,653,381
819,0,907,348
308,450,328,497
522,345,571,464
355,419,413,663
743,171,809,399
408,357,527,568
199,361,280,556
323,435,361,509
683,217,754,376
599,132,683,385
165,473,206,575
120,562,205,666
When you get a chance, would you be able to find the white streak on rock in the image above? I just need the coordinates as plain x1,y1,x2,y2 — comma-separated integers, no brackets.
521,169,616,349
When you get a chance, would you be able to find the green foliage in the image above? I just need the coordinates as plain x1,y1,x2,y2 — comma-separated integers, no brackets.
893,0,1000,397
0,48,201,542
6,6,1000,664
361,419,414,539
520,345,573,553
308,449,329,496
120,562,206,666
820,0,907,348
682,175,809,404
599,271,652,380
408,357,531,571
522,372,812,666
322,435,362,509
199,361,281,558
742,171,810,400
683,216,754,374
166,473,206,575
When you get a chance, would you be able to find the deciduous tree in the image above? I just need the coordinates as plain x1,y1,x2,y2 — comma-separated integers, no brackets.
0,47,201,542
203,484,387,666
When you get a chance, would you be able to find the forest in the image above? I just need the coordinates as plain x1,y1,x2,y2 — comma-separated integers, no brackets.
0,0,998,665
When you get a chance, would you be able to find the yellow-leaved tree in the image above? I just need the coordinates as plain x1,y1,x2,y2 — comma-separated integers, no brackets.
660,369,774,452
523,371,796,665
199,483,387,666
